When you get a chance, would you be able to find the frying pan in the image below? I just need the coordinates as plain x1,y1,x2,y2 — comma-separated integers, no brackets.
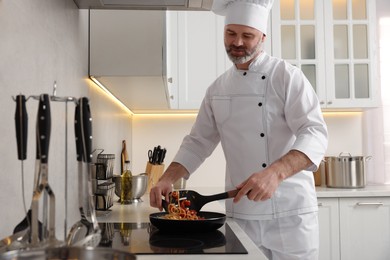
149,211,226,233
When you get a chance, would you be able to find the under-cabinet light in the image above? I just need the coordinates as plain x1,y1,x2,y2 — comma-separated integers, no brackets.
90,76,134,115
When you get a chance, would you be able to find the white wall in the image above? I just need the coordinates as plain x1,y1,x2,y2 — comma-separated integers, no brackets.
132,113,365,189
0,0,132,240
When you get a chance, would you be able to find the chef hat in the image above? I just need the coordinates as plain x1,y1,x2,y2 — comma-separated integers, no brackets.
212,0,274,34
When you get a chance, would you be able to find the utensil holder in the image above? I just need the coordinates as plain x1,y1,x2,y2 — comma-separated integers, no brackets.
96,153,115,180
145,162,164,193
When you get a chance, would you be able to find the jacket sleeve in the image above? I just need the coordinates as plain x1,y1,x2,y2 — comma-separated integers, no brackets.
284,66,328,171
172,88,221,176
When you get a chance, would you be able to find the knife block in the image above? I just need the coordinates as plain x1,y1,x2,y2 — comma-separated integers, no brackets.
145,162,165,193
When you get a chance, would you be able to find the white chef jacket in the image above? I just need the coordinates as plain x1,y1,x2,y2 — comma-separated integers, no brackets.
173,52,328,220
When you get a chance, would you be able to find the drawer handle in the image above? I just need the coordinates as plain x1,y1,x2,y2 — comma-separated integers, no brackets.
318,202,323,207
356,202,383,206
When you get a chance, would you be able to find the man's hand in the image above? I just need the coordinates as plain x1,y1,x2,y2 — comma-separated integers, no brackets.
149,162,189,211
234,150,312,203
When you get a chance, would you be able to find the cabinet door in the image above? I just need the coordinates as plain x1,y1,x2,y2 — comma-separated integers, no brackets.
318,198,340,260
323,0,378,109
271,0,327,106
339,197,390,260
272,0,378,109
176,11,229,109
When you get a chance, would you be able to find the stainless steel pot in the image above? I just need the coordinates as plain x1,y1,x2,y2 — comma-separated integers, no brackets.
325,153,371,188
0,247,136,260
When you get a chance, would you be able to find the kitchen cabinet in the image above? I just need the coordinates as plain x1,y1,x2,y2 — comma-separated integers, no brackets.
169,11,272,109
271,0,379,109
339,197,390,260
89,10,172,112
318,198,340,260
317,195,390,260
167,11,231,109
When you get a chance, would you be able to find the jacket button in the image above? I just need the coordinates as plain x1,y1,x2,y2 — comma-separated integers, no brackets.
260,133,265,137
258,102,262,107
262,163,267,168
262,75,266,80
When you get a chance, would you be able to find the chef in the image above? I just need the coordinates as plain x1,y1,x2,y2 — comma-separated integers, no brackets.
150,0,328,259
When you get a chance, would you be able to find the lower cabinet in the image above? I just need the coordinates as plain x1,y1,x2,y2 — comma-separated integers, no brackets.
318,198,340,260
318,197,390,260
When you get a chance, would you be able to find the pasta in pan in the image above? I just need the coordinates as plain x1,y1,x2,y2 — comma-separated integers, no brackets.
162,191,204,220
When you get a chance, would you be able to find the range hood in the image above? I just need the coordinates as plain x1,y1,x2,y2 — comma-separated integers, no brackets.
74,0,213,10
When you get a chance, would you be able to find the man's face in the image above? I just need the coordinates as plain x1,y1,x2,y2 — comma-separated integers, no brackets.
224,24,265,65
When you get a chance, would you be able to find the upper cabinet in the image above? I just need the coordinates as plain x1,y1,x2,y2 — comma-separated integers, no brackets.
90,10,172,112
168,11,271,109
90,1,379,112
271,0,379,109
167,11,231,109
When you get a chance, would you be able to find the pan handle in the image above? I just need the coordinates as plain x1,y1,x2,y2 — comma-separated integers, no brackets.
204,189,239,202
15,95,28,161
37,94,51,164
80,97,92,163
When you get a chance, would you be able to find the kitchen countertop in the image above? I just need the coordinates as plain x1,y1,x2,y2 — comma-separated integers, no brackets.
316,184,390,197
96,184,390,259
96,196,267,260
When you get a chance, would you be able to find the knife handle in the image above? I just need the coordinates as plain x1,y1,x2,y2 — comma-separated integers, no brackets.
160,148,167,163
14,95,28,161
74,101,82,162
37,94,51,164
80,97,92,163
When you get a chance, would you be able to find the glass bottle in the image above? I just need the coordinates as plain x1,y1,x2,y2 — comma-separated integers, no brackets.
121,140,129,175
121,160,132,204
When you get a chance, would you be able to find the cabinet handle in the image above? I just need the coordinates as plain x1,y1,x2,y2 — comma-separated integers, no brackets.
320,101,325,105
356,202,383,206
327,101,333,105
168,77,173,83
318,202,323,207
170,95,174,100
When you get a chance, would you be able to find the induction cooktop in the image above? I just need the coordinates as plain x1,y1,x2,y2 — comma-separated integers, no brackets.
98,222,248,255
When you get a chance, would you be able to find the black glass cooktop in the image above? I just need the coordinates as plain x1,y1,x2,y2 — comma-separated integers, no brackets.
98,222,248,255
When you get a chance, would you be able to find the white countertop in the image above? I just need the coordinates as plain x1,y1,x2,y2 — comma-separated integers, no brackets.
316,184,390,197
96,196,267,260
96,184,390,259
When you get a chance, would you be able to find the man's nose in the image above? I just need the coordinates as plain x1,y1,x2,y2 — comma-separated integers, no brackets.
233,36,244,46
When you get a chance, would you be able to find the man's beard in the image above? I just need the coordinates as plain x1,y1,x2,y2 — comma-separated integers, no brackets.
225,40,263,64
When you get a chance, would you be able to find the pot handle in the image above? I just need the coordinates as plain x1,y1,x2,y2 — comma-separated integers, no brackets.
365,156,372,161
339,152,352,157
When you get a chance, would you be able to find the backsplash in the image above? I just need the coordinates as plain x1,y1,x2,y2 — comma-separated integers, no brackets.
131,112,365,188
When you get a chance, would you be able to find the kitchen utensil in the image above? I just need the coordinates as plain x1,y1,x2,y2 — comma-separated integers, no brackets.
14,95,28,162
30,94,62,247
67,97,101,247
13,95,45,241
95,182,115,210
325,153,371,188
66,100,90,245
165,189,239,213
148,146,166,165
149,211,226,233
95,153,115,179
0,230,28,254
112,173,148,203
0,246,136,260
